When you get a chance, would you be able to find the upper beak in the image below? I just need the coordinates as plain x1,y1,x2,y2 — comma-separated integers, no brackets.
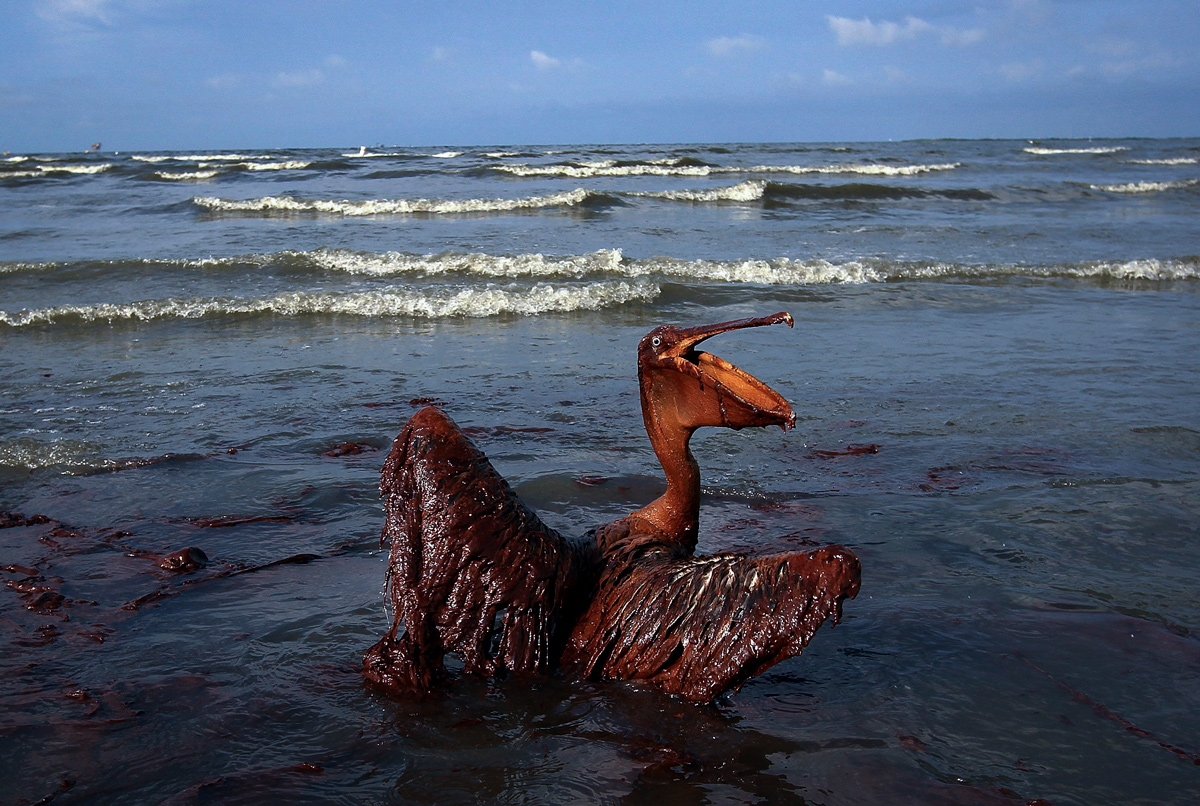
663,312,794,360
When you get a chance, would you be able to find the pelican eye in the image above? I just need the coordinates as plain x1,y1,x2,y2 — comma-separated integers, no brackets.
651,335,662,349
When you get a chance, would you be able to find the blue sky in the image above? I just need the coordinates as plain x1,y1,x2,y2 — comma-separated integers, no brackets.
2,0,1197,151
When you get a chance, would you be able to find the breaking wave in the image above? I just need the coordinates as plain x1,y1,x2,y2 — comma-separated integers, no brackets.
0,280,660,326
749,162,960,177
299,248,627,278
237,160,312,171
1128,157,1199,165
636,181,768,202
3,251,1196,288
192,188,607,216
132,153,273,163
1,163,114,177
155,170,221,182
1024,146,1129,155
341,149,401,158
489,161,959,179
635,180,993,203
1089,178,1200,194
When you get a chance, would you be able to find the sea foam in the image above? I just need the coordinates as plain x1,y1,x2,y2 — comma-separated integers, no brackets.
303,248,625,277
491,161,959,179
1089,178,1199,193
192,188,596,215
747,162,960,176
155,170,221,181
238,161,312,171
3,253,1194,308
1024,146,1129,155
42,164,114,174
133,154,263,163
494,163,715,178
635,180,768,202
0,280,660,326
1128,157,1199,165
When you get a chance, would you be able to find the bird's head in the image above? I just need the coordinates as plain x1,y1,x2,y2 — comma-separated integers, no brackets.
637,311,796,434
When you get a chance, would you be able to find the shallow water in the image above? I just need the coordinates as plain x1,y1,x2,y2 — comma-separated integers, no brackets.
2,140,1199,804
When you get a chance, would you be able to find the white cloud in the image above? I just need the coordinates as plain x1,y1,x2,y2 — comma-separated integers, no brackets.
272,68,325,89
822,69,854,87
430,47,450,62
204,74,240,90
828,15,932,46
1000,59,1044,82
828,15,982,48
530,50,561,70
37,0,115,26
707,34,766,57
1076,50,1182,80
940,27,984,47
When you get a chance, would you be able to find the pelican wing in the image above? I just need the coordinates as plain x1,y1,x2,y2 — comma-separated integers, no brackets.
563,540,860,702
363,406,593,693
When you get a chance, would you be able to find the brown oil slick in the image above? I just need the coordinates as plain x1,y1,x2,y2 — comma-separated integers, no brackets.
158,547,209,573
322,441,380,457
364,313,861,703
812,443,880,458
1019,654,1200,766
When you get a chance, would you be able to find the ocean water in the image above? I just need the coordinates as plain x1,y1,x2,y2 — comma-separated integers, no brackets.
1,140,1199,804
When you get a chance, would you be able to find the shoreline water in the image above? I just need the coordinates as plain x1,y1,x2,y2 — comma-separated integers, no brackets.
2,140,1198,804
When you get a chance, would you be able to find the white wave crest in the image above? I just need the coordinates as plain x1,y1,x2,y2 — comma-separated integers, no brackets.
1127,157,1199,165
493,161,958,178
632,256,1199,284
1090,178,1199,193
239,160,312,171
1062,259,1200,280
751,162,960,176
192,188,594,215
891,258,1200,282
1024,146,1129,155
305,248,626,278
636,180,767,202
4,251,1192,298
484,151,521,158
133,153,264,163
188,154,273,162
632,257,886,284
42,163,114,174
0,281,659,326
155,169,221,181
2,164,113,178
430,151,462,159
4,156,30,163
341,148,401,158
495,162,715,178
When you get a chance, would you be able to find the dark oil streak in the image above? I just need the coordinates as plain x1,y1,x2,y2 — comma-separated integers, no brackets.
1018,654,1200,765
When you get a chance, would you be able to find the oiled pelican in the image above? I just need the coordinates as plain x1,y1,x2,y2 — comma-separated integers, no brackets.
363,313,860,702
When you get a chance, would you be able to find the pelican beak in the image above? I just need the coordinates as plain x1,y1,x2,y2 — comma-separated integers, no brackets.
639,312,796,431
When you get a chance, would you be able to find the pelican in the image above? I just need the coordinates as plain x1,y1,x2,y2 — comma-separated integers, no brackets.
363,312,860,702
